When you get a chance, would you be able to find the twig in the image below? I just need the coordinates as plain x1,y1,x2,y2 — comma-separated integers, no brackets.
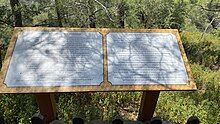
196,4,220,12
94,0,114,21
199,16,220,42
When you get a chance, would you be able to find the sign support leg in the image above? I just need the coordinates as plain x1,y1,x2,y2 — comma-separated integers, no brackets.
35,93,56,124
137,91,160,122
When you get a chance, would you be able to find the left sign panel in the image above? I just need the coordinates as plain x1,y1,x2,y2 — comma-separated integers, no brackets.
4,31,103,87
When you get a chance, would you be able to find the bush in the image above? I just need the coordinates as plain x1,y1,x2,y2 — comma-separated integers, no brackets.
0,94,37,124
156,64,220,124
182,31,220,70
57,92,141,123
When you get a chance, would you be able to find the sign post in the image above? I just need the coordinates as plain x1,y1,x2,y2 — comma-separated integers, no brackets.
0,27,196,123
138,91,160,121
35,93,56,123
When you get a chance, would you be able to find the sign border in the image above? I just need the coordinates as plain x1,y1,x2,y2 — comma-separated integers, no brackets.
0,27,196,93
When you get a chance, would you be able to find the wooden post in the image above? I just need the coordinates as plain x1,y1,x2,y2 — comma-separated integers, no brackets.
35,93,56,124
137,91,160,122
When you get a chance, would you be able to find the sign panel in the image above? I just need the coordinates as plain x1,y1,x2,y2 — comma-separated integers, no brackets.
107,33,188,85
0,28,196,93
5,31,103,87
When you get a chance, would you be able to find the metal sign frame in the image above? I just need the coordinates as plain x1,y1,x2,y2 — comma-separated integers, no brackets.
0,27,196,93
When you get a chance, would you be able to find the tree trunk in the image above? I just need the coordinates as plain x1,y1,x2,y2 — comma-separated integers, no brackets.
9,0,22,27
117,1,125,28
0,42,2,69
88,0,96,28
55,0,63,27
89,14,96,28
138,11,147,28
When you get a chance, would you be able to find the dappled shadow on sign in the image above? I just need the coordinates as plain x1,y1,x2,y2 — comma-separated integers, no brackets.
5,31,103,87
107,32,188,87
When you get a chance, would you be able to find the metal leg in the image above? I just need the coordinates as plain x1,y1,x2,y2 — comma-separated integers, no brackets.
35,93,56,124
137,91,160,122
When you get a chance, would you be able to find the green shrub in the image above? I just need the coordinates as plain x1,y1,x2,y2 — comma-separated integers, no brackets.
156,64,220,124
182,31,220,70
57,92,141,123
0,94,37,124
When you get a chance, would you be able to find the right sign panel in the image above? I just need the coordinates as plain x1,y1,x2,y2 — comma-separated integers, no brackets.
107,32,188,85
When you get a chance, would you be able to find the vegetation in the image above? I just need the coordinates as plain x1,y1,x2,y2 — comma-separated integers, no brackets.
0,0,219,124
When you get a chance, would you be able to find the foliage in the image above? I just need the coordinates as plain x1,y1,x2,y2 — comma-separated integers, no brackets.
57,92,141,123
156,64,220,124
182,30,220,70
0,94,37,124
0,0,219,123
131,0,188,29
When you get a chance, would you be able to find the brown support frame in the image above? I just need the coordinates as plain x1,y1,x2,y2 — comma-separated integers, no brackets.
0,27,196,93
138,91,160,122
35,93,56,124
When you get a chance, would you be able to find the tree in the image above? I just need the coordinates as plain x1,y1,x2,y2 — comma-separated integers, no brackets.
9,0,22,27
0,40,2,69
55,0,63,27
117,1,126,28
88,0,96,28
